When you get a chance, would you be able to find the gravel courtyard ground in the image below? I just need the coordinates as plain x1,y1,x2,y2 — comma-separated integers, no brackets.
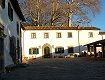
6,58,105,80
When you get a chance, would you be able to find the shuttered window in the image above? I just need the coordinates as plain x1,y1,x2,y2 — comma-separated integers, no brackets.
55,47,64,53
29,48,39,55
29,49,31,54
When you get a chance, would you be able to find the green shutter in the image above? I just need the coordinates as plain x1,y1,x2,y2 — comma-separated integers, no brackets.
36,48,39,54
35,48,37,54
29,49,31,54
37,49,39,54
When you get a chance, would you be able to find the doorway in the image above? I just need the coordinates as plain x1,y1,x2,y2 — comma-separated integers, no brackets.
44,47,51,58
42,43,52,58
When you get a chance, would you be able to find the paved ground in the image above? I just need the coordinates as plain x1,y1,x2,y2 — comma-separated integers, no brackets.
6,58,105,80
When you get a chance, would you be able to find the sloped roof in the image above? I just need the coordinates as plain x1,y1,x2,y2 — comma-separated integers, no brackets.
22,26,100,30
85,39,105,46
99,32,105,35
10,0,25,21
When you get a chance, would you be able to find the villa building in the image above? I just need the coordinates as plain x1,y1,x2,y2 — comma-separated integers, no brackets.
0,0,25,72
21,26,105,59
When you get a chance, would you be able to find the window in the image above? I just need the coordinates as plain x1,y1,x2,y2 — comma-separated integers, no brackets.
68,47,74,53
68,32,72,38
29,48,39,55
56,32,61,38
17,23,19,35
44,33,49,38
31,33,36,39
88,32,93,38
55,47,64,53
8,3,13,21
0,0,5,9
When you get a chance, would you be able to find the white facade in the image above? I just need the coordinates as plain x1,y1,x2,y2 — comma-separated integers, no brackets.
0,0,24,67
22,26,104,59
99,32,105,40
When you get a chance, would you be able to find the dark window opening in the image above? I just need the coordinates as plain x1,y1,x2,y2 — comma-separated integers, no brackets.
17,23,19,35
68,47,74,53
8,3,13,21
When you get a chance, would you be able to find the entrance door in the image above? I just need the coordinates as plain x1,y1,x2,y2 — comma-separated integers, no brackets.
0,38,4,71
44,47,51,58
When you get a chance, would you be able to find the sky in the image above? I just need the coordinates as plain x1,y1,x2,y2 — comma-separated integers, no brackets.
91,0,105,31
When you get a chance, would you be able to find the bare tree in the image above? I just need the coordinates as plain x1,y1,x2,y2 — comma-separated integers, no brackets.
67,0,101,26
20,0,101,26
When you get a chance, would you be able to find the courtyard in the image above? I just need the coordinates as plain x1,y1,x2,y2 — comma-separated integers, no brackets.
6,58,105,80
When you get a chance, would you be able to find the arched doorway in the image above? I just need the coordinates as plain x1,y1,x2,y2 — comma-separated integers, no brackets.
44,47,51,58
42,43,52,58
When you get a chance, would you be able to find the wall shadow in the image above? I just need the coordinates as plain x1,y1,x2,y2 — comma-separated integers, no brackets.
22,45,88,62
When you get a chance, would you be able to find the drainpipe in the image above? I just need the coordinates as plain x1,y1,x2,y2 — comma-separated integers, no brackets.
77,25,80,54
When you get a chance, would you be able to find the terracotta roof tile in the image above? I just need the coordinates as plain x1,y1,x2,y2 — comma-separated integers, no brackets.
22,26,100,30
99,32,105,35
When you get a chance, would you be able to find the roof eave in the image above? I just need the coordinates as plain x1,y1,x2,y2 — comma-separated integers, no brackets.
10,0,25,21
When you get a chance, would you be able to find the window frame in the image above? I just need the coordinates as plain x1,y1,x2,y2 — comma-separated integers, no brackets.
88,32,93,38
31,33,36,39
44,32,49,38
68,32,72,38
56,32,62,38
55,47,64,54
29,48,39,55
